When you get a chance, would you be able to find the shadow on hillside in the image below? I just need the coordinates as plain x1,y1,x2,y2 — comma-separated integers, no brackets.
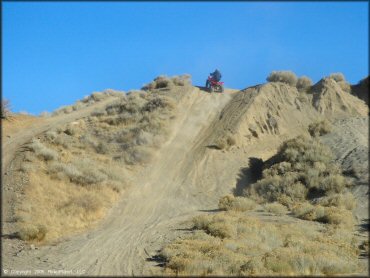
233,157,263,196
146,252,166,267
198,208,222,213
195,85,210,93
357,218,369,233
1,232,18,239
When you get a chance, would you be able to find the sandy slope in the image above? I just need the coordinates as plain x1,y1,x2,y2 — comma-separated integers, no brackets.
2,83,368,276
320,117,369,221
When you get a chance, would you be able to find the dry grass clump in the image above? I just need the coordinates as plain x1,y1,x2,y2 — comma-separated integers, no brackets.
296,76,313,92
161,211,361,275
218,195,256,212
266,71,298,86
1,99,11,119
245,136,356,221
142,74,192,90
264,202,288,215
308,119,332,137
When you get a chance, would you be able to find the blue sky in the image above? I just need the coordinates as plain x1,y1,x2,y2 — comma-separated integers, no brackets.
3,1,369,114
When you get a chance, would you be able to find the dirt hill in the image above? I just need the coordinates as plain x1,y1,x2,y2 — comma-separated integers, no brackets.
2,75,368,276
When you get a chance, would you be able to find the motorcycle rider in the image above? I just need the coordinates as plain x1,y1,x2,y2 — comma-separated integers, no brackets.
206,69,222,89
211,69,222,82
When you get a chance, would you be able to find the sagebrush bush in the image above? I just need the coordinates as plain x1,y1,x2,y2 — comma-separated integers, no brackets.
308,120,332,137
245,136,353,219
328,73,351,93
218,195,256,212
17,224,47,241
48,159,107,185
264,202,288,215
266,71,298,86
39,111,50,117
29,139,58,161
296,76,313,91
338,81,351,93
329,73,345,82
316,192,356,210
1,99,11,119
292,202,325,221
214,134,236,150
142,74,192,90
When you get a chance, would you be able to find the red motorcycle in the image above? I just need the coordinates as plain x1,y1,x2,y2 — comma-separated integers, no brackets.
206,76,224,93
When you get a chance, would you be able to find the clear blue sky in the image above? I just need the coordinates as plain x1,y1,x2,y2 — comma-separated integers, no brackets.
3,1,369,114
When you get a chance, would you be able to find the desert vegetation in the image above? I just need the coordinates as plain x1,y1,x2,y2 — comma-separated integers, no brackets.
267,71,315,93
15,89,177,242
296,76,313,92
161,211,361,275
213,133,237,150
160,134,361,275
142,74,191,90
329,72,351,93
266,70,298,87
52,89,125,116
308,119,332,137
244,135,356,227
218,195,256,212
1,98,11,119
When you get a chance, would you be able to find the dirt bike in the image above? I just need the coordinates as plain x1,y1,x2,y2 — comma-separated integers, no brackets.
206,76,224,93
